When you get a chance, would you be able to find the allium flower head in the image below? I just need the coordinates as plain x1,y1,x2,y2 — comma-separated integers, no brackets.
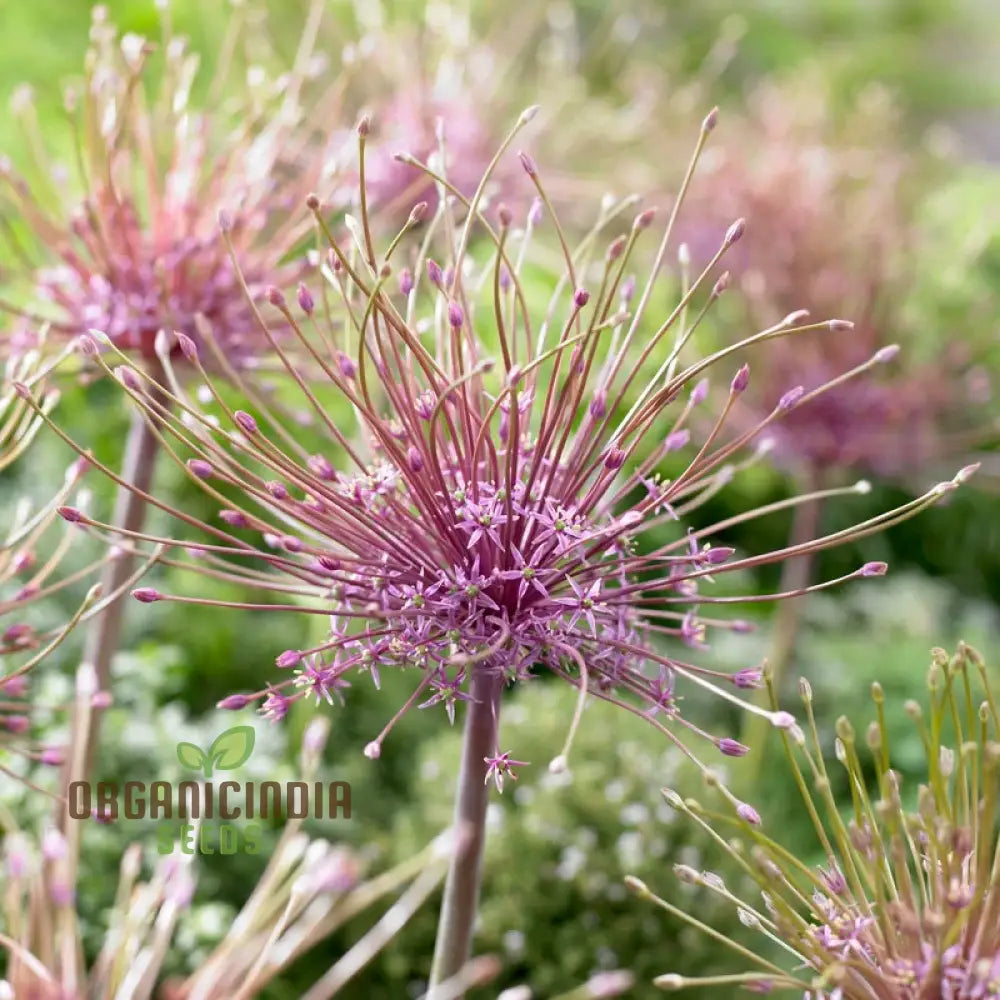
1,4,342,369
682,80,977,481
633,642,1000,999
49,110,969,780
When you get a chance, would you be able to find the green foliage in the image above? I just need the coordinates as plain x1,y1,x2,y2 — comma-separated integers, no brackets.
355,683,754,999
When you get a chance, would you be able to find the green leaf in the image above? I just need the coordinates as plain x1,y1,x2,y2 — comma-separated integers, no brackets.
176,742,207,773
209,725,256,771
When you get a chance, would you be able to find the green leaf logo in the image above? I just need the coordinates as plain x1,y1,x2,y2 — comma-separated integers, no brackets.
176,726,256,778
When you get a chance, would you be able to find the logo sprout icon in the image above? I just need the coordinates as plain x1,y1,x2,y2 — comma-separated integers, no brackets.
176,725,255,778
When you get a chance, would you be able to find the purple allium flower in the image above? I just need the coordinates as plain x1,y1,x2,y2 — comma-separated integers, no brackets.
635,642,1000,1000
1,6,342,371
679,80,989,484
59,113,967,774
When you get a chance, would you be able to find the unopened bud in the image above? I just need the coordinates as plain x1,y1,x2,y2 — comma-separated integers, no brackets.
217,694,251,710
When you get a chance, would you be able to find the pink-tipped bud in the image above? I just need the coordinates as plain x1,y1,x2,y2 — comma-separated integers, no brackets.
297,283,315,315
718,738,749,757
364,740,381,760
266,285,285,308
497,203,513,227
2,715,29,734
281,535,302,553
408,201,428,225
220,509,250,528
732,668,763,689
234,410,258,435
620,275,636,303
771,711,796,729
186,459,213,480
116,366,141,391
132,588,162,603
91,691,113,709
665,429,690,452
712,271,731,298
305,193,321,211
634,208,656,230
39,748,64,766
604,446,626,471
607,235,627,261
335,351,358,378
860,561,888,577
778,386,805,410
874,344,900,363
518,150,537,176
827,319,854,332
730,364,750,394
356,113,371,137
308,454,336,481
407,445,424,472
703,106,719,132
217,693,251,710
736,801,762,825
266,480,289,500
58,505,84,523
574,287,591,308
276,649,301,669
218,209,234,233
448,302,465,329
399,268,414,296
690,378,709,405
176,333,198,362
724,218,746,246
427,259,443,287
589,390,607,420
77,334,99,356
703,546,735,564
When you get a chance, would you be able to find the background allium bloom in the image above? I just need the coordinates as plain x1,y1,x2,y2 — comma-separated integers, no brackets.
53,112,968,780
362,90,505,217
682,80,977,482
634,643,1000,999
0,5,342,369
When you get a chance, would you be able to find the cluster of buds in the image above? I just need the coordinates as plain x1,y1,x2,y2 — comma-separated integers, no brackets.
631,642,1000,999
30,107,974,794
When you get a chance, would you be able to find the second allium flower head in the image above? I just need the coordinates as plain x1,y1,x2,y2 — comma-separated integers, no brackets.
45,106,971,787
1,4,342,370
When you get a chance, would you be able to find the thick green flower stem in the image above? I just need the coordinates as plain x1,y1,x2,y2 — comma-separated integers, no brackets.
738,472,824,788
428,667,503,998
60,382,165,813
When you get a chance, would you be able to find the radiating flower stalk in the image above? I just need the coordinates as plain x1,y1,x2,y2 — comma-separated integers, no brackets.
1,669,461,1000
629,641,1000,998
678,80,992,769
23,107,975,992
1,339,156,796
0,1,356,789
